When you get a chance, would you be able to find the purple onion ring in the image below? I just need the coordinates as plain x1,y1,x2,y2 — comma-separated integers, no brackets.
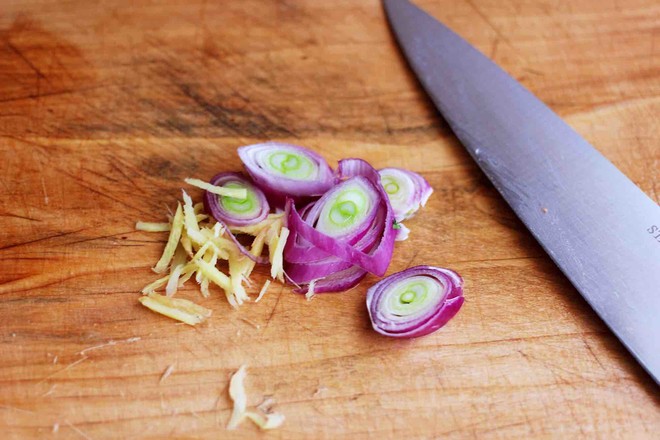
367,266,464,338
238,142,335,208
284,158,396,293
203,172,270,264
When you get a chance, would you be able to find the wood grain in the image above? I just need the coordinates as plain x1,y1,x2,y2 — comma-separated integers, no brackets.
1,0,658,438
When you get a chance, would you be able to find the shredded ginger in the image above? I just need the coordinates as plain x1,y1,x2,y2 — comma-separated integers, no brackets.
305,280,316,301
227,366,285,431
152,203,184,273
135,178,290,324
135,221,171,232
255,280,271,303
138,293,212,326
184,177,247,199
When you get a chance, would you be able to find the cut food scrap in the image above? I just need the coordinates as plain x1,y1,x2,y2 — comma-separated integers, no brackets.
138,293,212,326
227,366,285,431
184,177,248,199
153,203,184,274
255,280,271,303
378,167,433,241
135,221,171,232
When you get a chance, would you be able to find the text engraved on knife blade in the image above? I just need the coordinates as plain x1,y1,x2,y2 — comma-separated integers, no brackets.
648,225,660,243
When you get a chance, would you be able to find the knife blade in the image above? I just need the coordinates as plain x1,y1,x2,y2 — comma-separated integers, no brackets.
383,0,660,383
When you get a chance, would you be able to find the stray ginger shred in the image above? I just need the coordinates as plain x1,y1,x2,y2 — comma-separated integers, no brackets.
196,259,231,292
160,364,175,383
270,227,289,281
135,221,171,232
182,190,206,245
245,412,286,430
185,177,248,199
138,292,211,326
142,275,170,295
227,366,285,431
165,247,187,297
255,280,271,303
305,280,317,301
152,203,184,274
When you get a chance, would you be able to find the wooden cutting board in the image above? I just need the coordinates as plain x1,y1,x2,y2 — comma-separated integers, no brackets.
1,0,658,438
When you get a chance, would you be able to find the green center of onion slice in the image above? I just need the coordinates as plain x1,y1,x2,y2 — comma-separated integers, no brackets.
379,171,415,214
267,151,315,180
220,182,258,216
385,276,443,318
330,200,358,225
316,183,372,237
382,178,400,195
399,290,416,304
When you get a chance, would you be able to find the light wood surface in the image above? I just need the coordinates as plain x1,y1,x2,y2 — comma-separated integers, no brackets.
1,0,658,438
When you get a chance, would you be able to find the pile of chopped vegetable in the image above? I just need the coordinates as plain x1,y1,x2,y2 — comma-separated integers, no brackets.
136,179,287,320
136,141,463,339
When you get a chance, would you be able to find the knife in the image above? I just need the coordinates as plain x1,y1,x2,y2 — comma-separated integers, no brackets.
383,0,660,383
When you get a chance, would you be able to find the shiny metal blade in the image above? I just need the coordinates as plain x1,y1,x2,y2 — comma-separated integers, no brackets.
384,0,660,383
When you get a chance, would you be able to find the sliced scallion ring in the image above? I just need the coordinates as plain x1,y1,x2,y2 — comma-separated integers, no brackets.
378,168,433,222
284,159,397,293
315,179,375,238
367,265,464,338
202,172,271,265
238,142,335,207
203,172,269,227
